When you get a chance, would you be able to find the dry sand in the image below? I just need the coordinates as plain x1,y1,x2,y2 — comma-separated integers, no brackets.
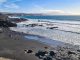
0,57,13,60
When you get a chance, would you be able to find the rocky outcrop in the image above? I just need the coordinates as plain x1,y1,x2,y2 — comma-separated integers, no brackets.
0,13,8,21
0,13,17,27
9,18,28,23
0,20,17,27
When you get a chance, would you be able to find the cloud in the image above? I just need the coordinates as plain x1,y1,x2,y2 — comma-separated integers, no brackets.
41,9,65,15
11,0,22,3
0,0,22,3
40,9,66,15
0,0,7,3
26,5,72,15
4,3,20,9
0,0,22,13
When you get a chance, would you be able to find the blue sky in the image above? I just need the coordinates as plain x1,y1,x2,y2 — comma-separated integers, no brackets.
0,0,80,15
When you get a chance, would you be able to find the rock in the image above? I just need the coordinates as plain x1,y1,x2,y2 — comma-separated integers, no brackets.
49,51,55,57
68,51,76,55
35,50,48,59
9,18,28,23
38,25,43,26
69,54,79,60
43,56,52,60
27,50,33,53
29,24,38,27
47,27,58,29
44,47,48,49
77,50,80,52
0,21,17,27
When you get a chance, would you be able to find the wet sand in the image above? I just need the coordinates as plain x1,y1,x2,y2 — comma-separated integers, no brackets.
0,28,51,60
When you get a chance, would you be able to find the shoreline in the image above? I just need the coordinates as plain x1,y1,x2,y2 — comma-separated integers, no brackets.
12,19,80,46
0,28,52,60
0,28,80,60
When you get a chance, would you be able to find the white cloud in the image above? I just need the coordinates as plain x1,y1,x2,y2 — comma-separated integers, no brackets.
0,0,7,3
4,3,20,9
39,9,66,15
0,0,22,3
0,0,22,13
11,0,22,3
27,5,70,15
40,9,65,15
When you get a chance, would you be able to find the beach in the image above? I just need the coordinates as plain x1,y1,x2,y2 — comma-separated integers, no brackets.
0,28,51,60
0,27,80,60
0,19,80,60
0,0,80,59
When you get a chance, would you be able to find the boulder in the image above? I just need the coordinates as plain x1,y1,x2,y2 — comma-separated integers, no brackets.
0,20,17,27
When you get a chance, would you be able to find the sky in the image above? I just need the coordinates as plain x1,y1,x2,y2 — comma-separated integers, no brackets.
0,0,80,15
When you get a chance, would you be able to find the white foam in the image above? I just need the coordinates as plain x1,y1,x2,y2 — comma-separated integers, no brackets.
10,19,80,46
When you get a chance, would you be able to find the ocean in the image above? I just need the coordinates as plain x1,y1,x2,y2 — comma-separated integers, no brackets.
10,15,80,46
22,15,80,21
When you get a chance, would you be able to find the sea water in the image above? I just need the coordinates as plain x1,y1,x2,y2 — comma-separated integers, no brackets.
10,15,80,46
22,15,80,21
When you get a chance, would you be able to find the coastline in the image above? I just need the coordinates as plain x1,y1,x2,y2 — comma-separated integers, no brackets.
0,28,52,60
10,19,80,46
0,28,80,60
0,18,80,60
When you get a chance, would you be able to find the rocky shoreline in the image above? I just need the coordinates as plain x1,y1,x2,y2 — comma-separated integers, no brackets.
0,27,80,60
0,14,80,60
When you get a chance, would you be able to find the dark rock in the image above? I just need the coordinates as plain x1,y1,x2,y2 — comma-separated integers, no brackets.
49,51,55,57
44,47,48,49
0,21,17,27
38,25,43,26
35,50,48,59
9,18,28,23
77,50,80,52
27,50,33,53
68,51,76,55
28,24,38,27
43,56,52,60
47,27,58,29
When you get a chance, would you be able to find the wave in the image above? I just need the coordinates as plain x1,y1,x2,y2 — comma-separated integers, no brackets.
10,19,80,46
